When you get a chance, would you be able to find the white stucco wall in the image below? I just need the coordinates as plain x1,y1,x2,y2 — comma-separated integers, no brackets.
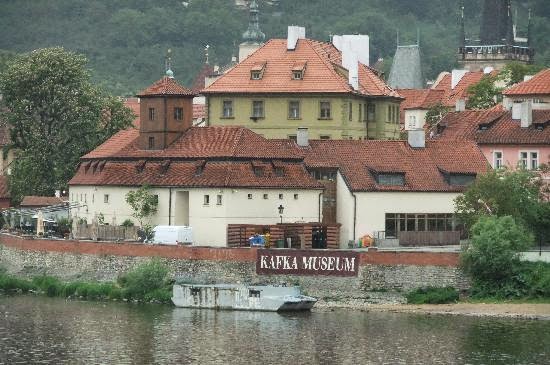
335,176,461,246
404,109,428,130
69,186,321,247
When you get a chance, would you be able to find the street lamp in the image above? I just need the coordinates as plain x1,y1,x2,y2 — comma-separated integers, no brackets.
278,204,284,224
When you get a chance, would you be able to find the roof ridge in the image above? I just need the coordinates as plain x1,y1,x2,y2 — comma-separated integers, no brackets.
304,39,353,92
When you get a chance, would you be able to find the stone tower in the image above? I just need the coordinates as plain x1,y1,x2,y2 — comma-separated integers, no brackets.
239,0,266,62
458,0,534,71
136,64,195,150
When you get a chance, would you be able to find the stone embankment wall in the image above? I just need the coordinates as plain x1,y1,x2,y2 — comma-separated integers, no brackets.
0,234,468,305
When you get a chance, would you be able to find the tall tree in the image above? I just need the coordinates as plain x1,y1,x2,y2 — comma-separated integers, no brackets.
0,47,134,203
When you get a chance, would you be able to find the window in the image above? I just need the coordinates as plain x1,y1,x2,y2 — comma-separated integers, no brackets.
148,137,155,150
217,195,223,205
320,101,331,119
247,193,253,200
377,173,405,186
274,167,284,177
288,135,297,141
407,115,417,130
530,152,539,170
174,107,183,121
367,103,376,122
222,100,233,118
288,101,300,119
385,213,460,239
358,103,362,122
252,101,264,118
320,135,331,140
279,193,284,200
294,194,299,200
104,194,109,204
263,193,268,200
292,70,303,80
493,151,503,169
448,174,476,186
203,195,210,205
253,167,264,177
348,102,353,121
251,71,261,80
191,287,201,296
148,108,155,121
519,151,528,169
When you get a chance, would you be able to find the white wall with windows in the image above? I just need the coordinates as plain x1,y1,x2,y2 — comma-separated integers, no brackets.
403,109,428,131
69,185,321,247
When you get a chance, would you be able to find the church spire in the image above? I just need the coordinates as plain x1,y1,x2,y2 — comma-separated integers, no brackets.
242,0,265,43
505,0,514,46
527,8,533,48
459,1,465,48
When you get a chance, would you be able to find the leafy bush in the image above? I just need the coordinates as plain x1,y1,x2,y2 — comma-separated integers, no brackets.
32,276,63,297
118,259,169,299
0,272,36,292
406,287,459,304
461,216,532,289
121,219,134,227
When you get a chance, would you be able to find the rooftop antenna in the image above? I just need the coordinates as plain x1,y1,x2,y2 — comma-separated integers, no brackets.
165,49,174,78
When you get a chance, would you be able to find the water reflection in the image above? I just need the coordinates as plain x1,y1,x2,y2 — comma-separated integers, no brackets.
0,296,549,365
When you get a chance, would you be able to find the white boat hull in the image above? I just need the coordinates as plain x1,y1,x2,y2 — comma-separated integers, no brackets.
171,284,317,312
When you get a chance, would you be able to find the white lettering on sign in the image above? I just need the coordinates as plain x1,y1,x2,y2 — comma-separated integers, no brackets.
260,255,356,273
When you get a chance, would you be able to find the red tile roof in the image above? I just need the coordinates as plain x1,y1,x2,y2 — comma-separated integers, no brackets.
137,76,195,97
302,139,489,192
124,98,140,128
432,71,490,107
503,69,550,96
193,104,207,120
20,196,65,207
435,108,550,145
397,89,446,124
203,39,400,98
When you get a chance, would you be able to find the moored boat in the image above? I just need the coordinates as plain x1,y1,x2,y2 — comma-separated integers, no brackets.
171,284,317,312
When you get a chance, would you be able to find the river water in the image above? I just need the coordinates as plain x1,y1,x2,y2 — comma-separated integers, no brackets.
1,296,549,365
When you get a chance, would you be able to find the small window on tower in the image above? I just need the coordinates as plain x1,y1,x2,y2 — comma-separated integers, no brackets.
149,108,155,121
148,137,155,150
174,107,183,121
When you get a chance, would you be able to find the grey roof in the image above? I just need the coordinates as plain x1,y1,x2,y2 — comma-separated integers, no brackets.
388,45,423,89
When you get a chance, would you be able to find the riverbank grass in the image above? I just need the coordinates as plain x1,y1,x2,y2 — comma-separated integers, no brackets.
406,287,459,304
0,260,173,304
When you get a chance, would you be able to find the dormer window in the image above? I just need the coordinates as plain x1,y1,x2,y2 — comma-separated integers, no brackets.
377,173,405,186
448,173,476,186
195,160,206,176
291,61,306,80
254,167,264,177
250,62,266,80
274,167,284,177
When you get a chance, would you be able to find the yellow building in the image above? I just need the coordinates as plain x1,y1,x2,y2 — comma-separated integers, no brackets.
203,31,402,140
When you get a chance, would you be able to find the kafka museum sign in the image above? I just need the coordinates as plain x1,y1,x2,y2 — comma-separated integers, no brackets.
256,249,359,277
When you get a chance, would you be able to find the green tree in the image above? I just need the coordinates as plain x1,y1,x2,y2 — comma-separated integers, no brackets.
461,215,533,293
125,185,158,227
455,169,548,241
499,62,545,87
425,102,450,128
0,47,134,204
466,74,501,110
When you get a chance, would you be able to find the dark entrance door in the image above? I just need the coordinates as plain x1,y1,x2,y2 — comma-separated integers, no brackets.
312,226,327,249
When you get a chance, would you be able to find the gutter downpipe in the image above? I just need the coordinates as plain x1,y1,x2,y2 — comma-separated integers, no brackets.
168,188,173,225
352,193,357,241
318,191,323,222
163,96,168,148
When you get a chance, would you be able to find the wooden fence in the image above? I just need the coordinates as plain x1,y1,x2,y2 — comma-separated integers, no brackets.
73,224,139,242
399,231,461,246
227,223,340,249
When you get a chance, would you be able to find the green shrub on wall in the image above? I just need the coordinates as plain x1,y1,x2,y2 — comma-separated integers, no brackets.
406,287,459,304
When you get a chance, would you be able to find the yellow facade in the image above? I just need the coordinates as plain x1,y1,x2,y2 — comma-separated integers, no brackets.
207,94,400,140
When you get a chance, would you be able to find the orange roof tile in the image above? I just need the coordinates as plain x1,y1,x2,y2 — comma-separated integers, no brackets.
137,76,195,97
397,89,446,124
503,69,550,96
20,196,66,207
203,39,399,98
302,139,488,192
435,108,550,145
193,104,207,120
433,71,487,107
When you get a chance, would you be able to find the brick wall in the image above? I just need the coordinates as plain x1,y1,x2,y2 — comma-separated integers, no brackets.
0,233,467,303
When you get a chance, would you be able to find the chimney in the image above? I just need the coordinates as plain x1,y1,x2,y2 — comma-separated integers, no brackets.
455,99,466,112
332,34,370,66
408,129,425,148
451,69,468,89
524,75,534,82
341,41,359,90
512,102,522,120
55,190,60,198
297,127,309,147
520,100,533,128
287,26,306,50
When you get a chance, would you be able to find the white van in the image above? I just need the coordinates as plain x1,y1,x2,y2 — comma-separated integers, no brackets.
152,226,193,245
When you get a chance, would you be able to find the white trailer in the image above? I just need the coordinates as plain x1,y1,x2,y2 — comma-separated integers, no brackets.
152,226,193,245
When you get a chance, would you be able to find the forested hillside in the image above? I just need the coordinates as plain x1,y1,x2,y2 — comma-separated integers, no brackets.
0,0,548,96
